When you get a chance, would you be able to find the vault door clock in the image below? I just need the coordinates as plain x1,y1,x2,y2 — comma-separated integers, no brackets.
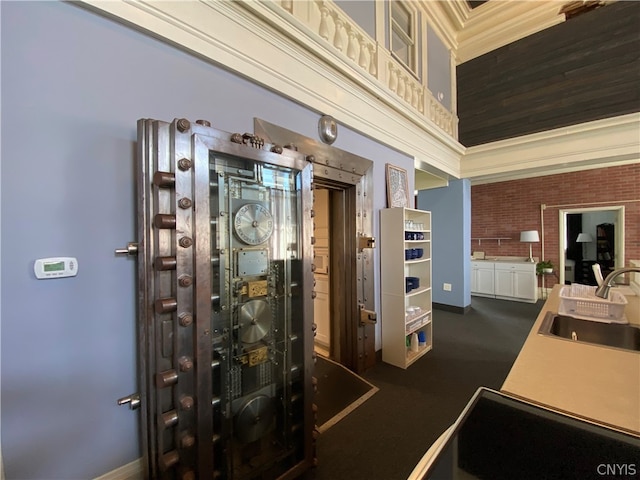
233,203,273,245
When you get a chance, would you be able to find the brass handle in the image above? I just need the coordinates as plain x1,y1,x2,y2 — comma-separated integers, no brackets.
357,236,376,251
359,307,377,325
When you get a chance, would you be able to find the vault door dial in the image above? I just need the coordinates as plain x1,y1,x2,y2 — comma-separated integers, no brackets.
234,203,274,245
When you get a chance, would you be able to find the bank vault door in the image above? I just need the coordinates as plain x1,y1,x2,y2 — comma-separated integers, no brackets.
120,119,315,479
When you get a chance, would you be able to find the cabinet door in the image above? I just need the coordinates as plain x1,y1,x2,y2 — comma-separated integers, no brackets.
514,269,536,300
471,267,478,293
494,269,514,297
314,275,330,346
477,268,495,295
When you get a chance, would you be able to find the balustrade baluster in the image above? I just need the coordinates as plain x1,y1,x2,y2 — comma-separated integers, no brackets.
358,38,367,68
333,16,344,51
368,46,377,76
389,63,397,92
319,6,330,40
347,28,358,61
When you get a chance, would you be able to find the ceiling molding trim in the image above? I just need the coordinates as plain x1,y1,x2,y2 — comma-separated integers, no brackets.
457,2,565,63
419,0,464,51
461,113,640,184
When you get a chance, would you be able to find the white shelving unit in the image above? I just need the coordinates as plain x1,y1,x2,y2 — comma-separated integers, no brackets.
380,207,433,369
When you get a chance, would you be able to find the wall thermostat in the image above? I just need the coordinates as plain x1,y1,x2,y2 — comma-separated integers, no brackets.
34,257,78,279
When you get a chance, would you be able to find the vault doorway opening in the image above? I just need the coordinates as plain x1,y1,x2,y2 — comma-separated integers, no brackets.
254,118,376,374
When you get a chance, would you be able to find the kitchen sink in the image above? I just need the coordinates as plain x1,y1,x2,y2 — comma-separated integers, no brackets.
539,312,640,352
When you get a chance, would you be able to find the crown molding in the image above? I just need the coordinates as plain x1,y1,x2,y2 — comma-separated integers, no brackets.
77,0,464,178
461,113,640,184
419,0,467,51
457,1,565,63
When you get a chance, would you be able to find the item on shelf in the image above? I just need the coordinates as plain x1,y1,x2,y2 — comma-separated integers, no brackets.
418,331,426,346
406,276,420,291
410,333,419,353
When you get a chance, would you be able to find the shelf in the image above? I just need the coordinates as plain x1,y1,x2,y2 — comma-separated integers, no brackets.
471,237,511,246
405,258,430,265
406,344,432,366
406,286,431,297
405,311,432,335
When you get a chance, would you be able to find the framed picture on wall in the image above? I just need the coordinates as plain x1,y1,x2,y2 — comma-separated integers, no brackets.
386,163,409,208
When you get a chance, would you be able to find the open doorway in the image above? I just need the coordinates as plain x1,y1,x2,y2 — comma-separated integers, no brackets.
558,206,625,285
312,182,371,372
254,118,376,374
313,188,331,358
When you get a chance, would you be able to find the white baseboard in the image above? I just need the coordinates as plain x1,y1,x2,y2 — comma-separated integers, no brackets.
93,458,143,480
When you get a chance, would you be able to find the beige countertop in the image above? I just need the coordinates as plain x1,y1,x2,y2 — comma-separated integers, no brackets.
502,285,640,434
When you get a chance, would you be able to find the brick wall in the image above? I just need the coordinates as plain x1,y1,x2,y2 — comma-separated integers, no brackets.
471,164,640,288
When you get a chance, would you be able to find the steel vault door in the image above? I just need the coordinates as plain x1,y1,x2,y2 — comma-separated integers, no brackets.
127,118,315,479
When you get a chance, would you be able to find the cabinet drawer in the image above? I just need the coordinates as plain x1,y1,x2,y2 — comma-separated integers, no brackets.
494,262,534,272
472,261,494,270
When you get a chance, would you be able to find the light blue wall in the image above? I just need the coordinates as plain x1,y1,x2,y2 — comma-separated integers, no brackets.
417,179,471,309
336,0,376,39
427,25,452,110
0,2,414,478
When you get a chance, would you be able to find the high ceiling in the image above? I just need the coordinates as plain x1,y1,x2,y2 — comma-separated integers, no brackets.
467,1,489,9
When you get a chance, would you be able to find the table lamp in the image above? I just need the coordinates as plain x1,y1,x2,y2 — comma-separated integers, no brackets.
520,230,540,263
576,232,593,258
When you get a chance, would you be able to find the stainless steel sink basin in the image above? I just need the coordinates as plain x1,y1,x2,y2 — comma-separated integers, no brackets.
539,312,640,352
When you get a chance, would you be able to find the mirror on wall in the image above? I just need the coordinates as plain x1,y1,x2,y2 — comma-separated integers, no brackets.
558,206,625,286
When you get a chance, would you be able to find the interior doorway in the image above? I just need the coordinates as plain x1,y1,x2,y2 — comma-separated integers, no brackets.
253,118,376,374
313,188,331,358
312,182,365,371
558,206,625,285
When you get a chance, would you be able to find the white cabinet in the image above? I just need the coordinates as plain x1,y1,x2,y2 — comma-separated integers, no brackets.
313,274,330,346
494,262,537,303
472,260,537,303
380,208,432,369
471,261,495,297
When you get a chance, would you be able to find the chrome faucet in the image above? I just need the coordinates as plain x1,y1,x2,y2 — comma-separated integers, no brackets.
594,267,640,298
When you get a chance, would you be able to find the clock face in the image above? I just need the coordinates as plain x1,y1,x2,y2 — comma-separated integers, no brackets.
234,203,274,245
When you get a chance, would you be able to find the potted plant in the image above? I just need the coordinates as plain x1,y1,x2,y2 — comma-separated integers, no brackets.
536,260,554,275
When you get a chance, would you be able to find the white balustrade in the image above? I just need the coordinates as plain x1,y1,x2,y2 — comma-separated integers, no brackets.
275,0,457,139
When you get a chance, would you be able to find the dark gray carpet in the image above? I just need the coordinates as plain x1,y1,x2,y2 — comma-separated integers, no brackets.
304,296,543,480
314,355,377,430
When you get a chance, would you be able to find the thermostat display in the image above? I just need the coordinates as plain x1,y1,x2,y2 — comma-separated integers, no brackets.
34,257,78,279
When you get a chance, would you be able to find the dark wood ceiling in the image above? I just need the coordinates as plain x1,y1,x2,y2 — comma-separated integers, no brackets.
467,1,489,9
457,1,640,147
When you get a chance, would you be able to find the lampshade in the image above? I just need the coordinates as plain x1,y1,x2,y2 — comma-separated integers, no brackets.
520,230,540,243
576,233,593,243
